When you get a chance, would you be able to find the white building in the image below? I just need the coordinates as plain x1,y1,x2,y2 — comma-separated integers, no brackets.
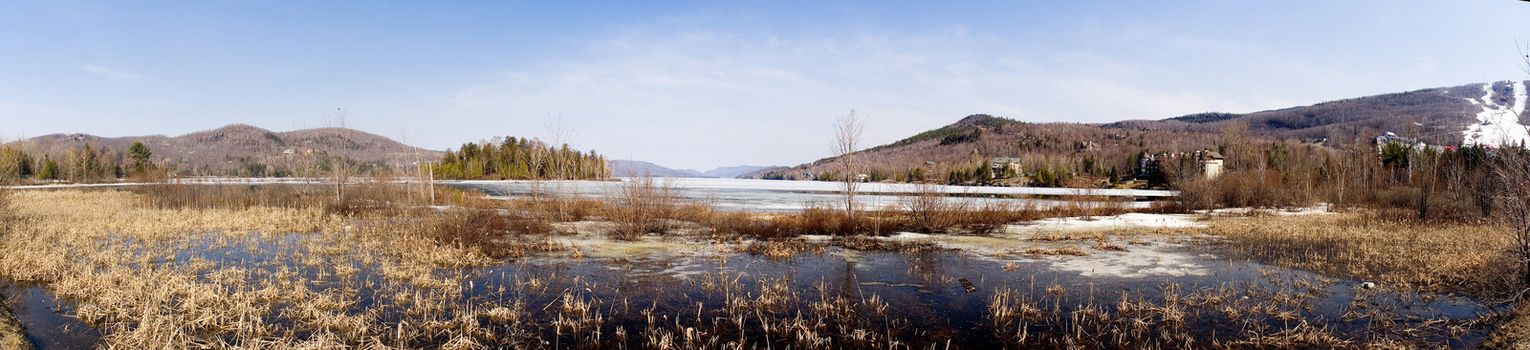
1198,150,1225,179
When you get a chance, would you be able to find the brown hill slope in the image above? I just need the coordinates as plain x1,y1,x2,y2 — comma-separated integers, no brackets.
759,114,1220,183
763,81,1529,184
1106,81,1525,145
7,124,440,176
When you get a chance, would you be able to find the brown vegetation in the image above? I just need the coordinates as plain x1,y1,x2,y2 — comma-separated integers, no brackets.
4,124,439,178
1207,210,1514,299
0,303,25,350
602,177,684,239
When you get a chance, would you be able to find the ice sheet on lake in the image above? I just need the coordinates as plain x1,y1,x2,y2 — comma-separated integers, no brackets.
454,178,1168,212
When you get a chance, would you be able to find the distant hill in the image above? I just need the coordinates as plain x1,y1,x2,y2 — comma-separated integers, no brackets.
769,114,1218,182
610,160,784,178
609,160,705,178
704,165,782,179
769,80,1530,183
6,124,441,176
1104,81,1526,146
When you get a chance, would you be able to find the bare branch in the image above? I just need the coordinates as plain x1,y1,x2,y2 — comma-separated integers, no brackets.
832,109,865,223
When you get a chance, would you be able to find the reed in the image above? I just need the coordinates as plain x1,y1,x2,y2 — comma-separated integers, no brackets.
1206,209,1515,299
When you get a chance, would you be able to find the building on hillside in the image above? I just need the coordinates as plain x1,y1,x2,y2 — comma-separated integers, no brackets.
1373,132,1445,153
1135,153,1163,181
1136,152,1189,181
1373,132,1424,153
990,157,1022,178
1196,150,1225,179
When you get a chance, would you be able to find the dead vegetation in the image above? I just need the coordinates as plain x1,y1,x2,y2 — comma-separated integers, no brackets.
0,189,30,350
1206,209,1515,300
604,177,685,240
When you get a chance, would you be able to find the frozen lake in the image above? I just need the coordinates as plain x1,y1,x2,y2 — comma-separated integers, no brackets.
448,177,1173,212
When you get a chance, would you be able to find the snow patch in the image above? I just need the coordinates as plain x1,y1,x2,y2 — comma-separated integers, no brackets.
1009,212,1208,233
1463,81,1530,147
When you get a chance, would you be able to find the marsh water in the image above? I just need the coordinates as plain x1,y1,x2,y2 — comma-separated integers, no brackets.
0,230,1496,348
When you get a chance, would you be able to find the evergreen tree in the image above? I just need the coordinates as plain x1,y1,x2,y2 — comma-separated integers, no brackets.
38,156,59,180
129,141,153,175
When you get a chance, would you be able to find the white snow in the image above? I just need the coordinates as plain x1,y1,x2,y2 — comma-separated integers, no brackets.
1463,81,1530,147
1011,212,1208,233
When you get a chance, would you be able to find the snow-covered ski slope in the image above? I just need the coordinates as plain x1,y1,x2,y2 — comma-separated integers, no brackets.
1463,81,1530,147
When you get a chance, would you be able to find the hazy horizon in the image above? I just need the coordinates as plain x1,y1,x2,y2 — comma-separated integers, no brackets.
3,1,1529,170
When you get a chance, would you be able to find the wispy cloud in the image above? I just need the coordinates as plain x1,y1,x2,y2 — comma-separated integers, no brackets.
446,27,1279,169
79,64,147,81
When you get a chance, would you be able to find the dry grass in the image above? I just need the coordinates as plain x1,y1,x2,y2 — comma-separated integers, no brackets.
742,238,825,259
1485,307,1530,349
980,272,1469,349
0,188,554,348
0,301,25,350
1021,246,1089,257
1206,209,1516,299
0,188,29,350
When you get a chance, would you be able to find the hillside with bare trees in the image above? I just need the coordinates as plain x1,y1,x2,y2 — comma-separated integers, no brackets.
3,124,440,177
761,80,1530,187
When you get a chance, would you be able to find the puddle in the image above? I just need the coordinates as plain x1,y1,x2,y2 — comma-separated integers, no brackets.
0,283,101,350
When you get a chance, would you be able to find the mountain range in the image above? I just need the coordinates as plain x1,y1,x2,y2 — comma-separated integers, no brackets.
753,80,1530,180
7,80,1525,180
608,160,781,178
5,124,440,176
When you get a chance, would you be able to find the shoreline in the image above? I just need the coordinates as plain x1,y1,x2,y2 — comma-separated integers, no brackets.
0,292,32,350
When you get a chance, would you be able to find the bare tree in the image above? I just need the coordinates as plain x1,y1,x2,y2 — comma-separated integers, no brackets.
329,108,352,203
1493,44,1530,287
832,110,864,224
542,116,580,221
545,116,576,180
1493,150,1530,286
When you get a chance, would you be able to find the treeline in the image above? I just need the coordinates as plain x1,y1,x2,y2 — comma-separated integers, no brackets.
1170,123,1520,220
432,137,610,180
767,151,1137,189
766,119,1220,188
0,142,164,184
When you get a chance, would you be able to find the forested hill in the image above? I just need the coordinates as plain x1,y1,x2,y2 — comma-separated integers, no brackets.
431,137,610,180
5,124,439,178
760,80,1529,186
1105,81,1527,146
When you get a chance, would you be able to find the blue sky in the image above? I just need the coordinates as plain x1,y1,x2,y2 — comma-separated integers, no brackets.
2,1,1528,170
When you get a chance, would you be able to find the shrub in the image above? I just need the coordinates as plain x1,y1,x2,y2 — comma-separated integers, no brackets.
604,177,682,240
